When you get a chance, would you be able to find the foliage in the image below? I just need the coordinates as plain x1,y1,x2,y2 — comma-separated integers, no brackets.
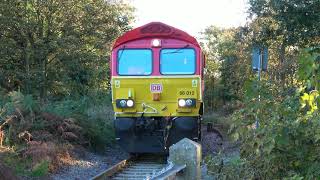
298,48,320,114
201,1,319,115
205,153,254,179
3,151,49,177
0,0,134,100
249,0,320,47
78,116,115,151
4,152,33,176
227,48,320,179
201,7,319,178
245,0,319,90
201,26,252,110
0,0,132,153
42,93,114,151
31,160,49,177
0,90,114,148
0,90,115,177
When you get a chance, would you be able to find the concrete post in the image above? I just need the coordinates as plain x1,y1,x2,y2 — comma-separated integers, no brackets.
168,138,202,180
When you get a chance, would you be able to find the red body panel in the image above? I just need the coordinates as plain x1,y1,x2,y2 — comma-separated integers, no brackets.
112,22,200,49
111,38,201,76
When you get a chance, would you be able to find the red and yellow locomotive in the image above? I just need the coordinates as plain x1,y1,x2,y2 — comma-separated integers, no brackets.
110,22,205,153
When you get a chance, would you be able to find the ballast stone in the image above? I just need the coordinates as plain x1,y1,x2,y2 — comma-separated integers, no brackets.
168,138,202,180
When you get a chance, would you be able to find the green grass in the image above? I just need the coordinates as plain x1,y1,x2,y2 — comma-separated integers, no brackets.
31,160,49,177
3,149,49,177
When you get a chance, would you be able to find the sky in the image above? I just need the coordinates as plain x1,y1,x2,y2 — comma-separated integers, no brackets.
130,0,250,38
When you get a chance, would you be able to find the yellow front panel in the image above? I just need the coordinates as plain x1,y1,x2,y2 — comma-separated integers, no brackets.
111,76,202,117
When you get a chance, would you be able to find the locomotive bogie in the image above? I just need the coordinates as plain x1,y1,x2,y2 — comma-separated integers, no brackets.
114,116,200,153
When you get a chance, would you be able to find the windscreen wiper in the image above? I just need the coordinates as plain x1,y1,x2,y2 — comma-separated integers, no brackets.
163,44,190,54
117,45,126,61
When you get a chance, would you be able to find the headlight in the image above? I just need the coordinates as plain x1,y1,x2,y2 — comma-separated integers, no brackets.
152,39,161,47
116,99,134,108
178,99,186,107
126,99,134,107
119,100,127,107
186,99,193,106
178,98,196,107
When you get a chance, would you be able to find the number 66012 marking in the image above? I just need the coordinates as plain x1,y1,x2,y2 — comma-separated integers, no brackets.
179,91,195,95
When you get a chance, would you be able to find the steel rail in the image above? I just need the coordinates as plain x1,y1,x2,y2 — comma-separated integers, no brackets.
91,158,134,180
91,155,167,180
150,164,186,180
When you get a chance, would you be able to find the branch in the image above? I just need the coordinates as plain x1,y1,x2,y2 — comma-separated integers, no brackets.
0,115,16,131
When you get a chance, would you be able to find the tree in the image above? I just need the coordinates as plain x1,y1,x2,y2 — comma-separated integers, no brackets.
0,0,134,101
201,26,252,108
249,0,320,47
248,0,320,87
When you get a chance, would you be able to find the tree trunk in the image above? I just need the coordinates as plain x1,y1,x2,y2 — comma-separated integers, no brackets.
23,43,31,94
279,42,286,88
40,58,47,103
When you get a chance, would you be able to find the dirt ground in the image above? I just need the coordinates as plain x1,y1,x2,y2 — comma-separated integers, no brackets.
50,146,128,180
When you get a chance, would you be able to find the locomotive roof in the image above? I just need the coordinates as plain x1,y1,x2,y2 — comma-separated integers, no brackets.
112,22,200,49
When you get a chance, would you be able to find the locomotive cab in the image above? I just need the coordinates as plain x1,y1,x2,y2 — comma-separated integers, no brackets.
110,22,205,153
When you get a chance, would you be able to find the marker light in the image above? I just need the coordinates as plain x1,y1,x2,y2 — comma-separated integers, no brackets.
126,99,134,107
152,39,161,47
178,99,186,107
186,99,193,106
119,100,127,107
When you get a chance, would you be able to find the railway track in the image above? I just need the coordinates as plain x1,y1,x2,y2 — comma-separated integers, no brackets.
91,154,168,180
91,124,223,180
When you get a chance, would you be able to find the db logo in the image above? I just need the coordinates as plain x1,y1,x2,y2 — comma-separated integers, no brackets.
150,84,163,93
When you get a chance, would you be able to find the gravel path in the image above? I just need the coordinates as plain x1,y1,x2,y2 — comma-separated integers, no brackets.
201,125,224,180
50,146,129,180
200,123,240,180
201,125,223,157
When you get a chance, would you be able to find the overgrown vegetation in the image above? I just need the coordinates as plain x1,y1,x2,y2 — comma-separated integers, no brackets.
202,0,320,179
0,0,133,99
0,0,133,177
0,91,115,177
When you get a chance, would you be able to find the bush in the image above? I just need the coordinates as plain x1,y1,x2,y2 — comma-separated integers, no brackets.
31,160,49,177
78,117,115,151
225,48,320,179
40,92,114,151
0,90,115,177
205,153,254,179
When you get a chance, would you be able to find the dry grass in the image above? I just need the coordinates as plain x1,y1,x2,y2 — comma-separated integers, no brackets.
0,92,115,178
0,130,4,147
0,109,88,177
